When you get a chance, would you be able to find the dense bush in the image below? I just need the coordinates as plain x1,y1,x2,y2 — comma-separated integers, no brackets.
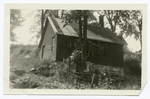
124,51,141,76
56,62,75,83
32,60,126,89
32,60,74,82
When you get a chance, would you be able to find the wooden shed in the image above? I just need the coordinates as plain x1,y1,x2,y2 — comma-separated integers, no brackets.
38,15,126,67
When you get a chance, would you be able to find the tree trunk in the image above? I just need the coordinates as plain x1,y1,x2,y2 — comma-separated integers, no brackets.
81,11,88,71
41,10,44,35
76,10,83,72
79,10,82,43
139,32,142,51
139,21,142,51
61,10,64,19
76,10,87,72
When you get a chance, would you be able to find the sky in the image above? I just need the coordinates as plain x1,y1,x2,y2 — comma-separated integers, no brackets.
13,9,141,52
13,9,39,45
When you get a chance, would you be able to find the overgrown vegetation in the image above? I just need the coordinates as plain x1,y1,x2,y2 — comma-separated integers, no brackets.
123,49,141,76
10,44,141,89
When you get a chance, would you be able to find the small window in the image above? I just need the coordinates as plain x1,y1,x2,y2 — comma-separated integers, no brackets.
51,37,55,51
67,38,75,49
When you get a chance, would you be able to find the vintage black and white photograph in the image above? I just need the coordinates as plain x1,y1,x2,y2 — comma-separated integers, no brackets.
4,4,147,95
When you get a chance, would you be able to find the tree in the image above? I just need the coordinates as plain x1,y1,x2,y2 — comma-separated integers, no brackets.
97,10,142,50
10,9,24,42
61,10,97,71
124,10,142,49
97,10,130,33
29,10,42,44
30,10,59,44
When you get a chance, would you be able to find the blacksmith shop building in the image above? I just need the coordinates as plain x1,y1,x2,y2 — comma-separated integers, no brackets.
38,15,126,67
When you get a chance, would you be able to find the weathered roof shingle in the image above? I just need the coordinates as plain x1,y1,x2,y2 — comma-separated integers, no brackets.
39,16,126,48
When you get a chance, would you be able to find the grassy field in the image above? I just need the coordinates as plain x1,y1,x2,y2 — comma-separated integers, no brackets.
9,44,141,89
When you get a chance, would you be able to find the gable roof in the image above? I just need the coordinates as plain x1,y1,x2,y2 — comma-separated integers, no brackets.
39,16,126,48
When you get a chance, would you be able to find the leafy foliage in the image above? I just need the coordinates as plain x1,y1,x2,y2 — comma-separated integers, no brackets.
97,10,142,49
124,50,141,76
61,10,97,25
124,10,142,48
29,10,42,44
10,9,24,42
103,10,130,33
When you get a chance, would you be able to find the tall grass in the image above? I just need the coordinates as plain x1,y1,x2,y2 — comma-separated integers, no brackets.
10,44,41,71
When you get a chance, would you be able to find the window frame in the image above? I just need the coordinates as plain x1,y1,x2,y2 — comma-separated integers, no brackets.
98,41,105,56
51,36,55,51
67,38,76,49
